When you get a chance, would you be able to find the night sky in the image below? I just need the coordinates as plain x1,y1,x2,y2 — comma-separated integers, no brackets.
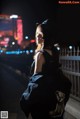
0,0,80,46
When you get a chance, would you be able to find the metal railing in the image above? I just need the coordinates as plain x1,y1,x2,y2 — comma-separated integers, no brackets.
59,46,80,101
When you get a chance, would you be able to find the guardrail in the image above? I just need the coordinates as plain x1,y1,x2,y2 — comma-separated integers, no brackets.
59,47,80,101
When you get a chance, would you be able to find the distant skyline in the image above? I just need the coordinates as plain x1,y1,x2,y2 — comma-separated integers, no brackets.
0,0,57,38
0,0,80,45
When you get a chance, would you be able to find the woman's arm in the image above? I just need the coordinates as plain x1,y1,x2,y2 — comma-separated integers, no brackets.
34,52,45,74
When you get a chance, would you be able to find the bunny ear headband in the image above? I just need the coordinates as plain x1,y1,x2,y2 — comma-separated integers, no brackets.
36,19,49,26
41,19,48,25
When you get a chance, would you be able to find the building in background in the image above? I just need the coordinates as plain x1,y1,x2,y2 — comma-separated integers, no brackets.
0,14,23,49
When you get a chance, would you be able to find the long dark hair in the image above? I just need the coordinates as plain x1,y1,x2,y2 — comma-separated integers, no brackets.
41,19,60,65
39,19,57,49
35,19,59,65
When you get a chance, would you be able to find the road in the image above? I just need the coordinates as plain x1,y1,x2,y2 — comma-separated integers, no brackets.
0,62,30,118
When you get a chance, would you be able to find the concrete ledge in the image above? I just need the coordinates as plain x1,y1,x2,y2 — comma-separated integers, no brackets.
64,98,80,119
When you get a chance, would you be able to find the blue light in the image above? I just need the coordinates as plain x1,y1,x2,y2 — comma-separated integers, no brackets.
30,50,33,53
26,50,29,54
5,50,34,55
5,51,20,55
19,51,23,54
0,50,3,53
22,51,26,53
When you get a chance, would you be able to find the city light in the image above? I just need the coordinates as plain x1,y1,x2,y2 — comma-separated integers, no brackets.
25,36,29,39
57,46,60,50
69,45,73,50
10,15,18,19
12,42,15,45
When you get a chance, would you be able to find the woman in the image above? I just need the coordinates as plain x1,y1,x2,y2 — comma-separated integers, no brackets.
20,19,71,119
31,19,59,75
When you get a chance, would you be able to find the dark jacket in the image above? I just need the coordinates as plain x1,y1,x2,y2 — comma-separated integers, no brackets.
20,50,72,119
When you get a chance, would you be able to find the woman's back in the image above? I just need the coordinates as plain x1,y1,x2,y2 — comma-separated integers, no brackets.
30,49,59,76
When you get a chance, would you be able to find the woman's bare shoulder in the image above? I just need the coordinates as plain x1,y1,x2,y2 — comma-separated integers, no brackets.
35,51,45,62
